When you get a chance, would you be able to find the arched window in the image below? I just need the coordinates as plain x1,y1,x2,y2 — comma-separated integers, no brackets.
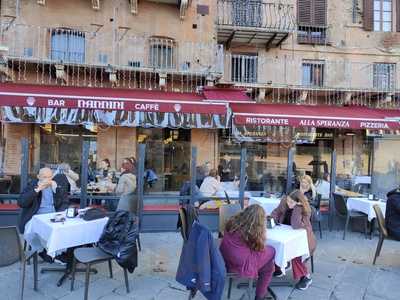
51,28,85,64
148,36,176,70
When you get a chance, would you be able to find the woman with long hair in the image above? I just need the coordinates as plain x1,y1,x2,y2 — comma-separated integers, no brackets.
220,204,275,300
299,174,317,203
271,190,316,290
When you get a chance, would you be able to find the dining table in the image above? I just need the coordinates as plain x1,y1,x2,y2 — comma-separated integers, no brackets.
248,196,281,215
347,197,386,222
24,211,109,286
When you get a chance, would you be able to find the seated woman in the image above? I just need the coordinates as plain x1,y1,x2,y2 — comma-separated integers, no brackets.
220,204,275,300
99,158,115,179
271,190,316,290
299,175,317,206
199,169,224,209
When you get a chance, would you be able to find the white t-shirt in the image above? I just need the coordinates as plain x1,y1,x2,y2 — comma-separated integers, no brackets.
199,176,221,197
316,180,330,199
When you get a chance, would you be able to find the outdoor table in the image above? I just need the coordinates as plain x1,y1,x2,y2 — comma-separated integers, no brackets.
215,190,251,199
24,211,108,286
248,197,281,215
346,197,386,222
266,224,310,274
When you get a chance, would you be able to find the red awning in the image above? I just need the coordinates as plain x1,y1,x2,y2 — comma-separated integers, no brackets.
231,103,400,130
203,87,252,103
0,83,227,115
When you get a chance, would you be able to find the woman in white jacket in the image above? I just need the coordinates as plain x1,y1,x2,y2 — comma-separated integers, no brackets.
116,158,137,213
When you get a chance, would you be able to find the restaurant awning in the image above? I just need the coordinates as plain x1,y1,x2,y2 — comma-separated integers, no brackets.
203,87,252,103
232,103,400,129
231,103,400,142
0,83,228,129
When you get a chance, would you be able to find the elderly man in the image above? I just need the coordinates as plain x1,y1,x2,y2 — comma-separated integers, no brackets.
18,167,69,234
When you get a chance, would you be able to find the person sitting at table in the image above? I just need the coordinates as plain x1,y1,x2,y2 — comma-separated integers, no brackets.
220,204,275,300
116,159,137,212
199,169,222,198
385,188,400,240
271,190,316,290
18,167,69,262
315,172,331,200
57,163,79,194
99,158,115,179
299,175,317,206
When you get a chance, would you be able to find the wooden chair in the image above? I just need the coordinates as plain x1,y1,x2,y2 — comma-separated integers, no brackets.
333,193,369,240
372,205,397,265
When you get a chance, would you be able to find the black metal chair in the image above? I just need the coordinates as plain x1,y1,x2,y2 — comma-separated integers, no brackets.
311,194,323,239
0,226,38,300
333,193,369,240
70,247,130,300
372,205,398,265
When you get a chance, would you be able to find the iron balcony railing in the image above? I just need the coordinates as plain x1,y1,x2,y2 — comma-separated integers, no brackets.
0,23,224,75
222,54,400,107
216,0,296,32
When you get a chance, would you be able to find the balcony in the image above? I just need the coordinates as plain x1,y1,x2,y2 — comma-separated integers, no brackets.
220,55,400,108
216,0,296,49
0,23,222,76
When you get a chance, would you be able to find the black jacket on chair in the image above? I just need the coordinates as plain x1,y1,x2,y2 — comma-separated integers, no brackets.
386,189,400,240
17,178,69,233
98,210,138,273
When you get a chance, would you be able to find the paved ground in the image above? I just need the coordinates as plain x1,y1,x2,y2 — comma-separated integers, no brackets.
1,229,400,300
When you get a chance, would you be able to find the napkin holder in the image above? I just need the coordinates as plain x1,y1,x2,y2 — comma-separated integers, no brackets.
267,216,276,229
66,207,78,218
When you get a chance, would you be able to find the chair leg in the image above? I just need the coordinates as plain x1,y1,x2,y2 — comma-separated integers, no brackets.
343,215,350,240
136,235,142,252
246,279,254,300
84,263,91,300
227,277,233,299
267,287,277,300
20,260,26,300
70,256,77,291
33,252,38,291
364,218,369,239
373,236,385,265
318,221,322,239
108,260,113,279
310,256,314,273
123,268,130,294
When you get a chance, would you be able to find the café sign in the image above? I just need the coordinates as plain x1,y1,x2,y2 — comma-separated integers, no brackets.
234,114,399,130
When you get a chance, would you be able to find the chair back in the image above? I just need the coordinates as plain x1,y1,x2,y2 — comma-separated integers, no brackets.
373,205,388,238
333,193,348,217
313,193,322,210
219,203,241,235
224,191,231,204
178,207,188,241
0,226,22,267
8,175,21,194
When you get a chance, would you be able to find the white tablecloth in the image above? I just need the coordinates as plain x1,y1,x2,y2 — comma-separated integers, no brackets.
215,190,251,198
24,212,109,257
249,197,281,215
266,224,310,274
347,198,386,222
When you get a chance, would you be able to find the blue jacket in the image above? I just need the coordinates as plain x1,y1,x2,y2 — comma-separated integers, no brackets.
176,222,226,300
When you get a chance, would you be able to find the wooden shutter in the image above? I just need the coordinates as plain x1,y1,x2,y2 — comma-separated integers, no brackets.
313,0,327,27
397,0,400,32
298,0,312,26
363,0,374,31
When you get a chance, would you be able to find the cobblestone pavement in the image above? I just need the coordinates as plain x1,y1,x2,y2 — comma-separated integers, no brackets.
1,229,399,300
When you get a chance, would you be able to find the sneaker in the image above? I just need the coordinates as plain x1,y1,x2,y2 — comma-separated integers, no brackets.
296,276,312,290
273,269,284,278
38,251,54,263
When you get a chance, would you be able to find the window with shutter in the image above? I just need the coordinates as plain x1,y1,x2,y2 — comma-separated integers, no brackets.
298,0,312,26
396,0,400,31
365,0,393,31
297,0,327,44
